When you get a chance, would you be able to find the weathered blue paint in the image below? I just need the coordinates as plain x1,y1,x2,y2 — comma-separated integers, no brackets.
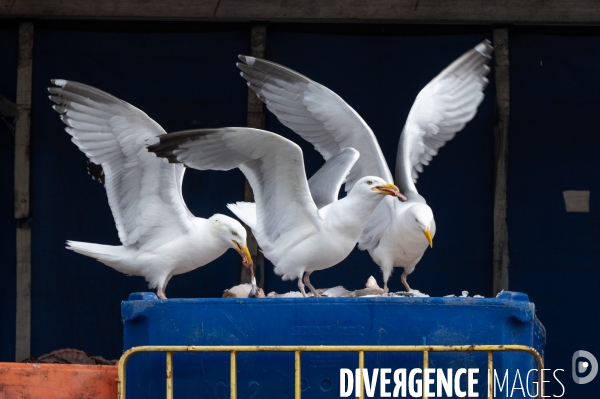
122,292,545,398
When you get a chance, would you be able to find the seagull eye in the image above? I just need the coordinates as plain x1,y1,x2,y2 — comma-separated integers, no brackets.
367,180,373,185
232,231,238,236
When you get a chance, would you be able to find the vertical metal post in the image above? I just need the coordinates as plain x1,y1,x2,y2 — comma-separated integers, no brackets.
230,351,237,399
117,356,128,399
493,27,510,296
241,24,266,289
14,21,33,362
487,351,493,399
166,352,173,399
358,351,364,399
295,351,301,399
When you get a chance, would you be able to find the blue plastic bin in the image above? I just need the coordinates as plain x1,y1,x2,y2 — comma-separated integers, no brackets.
122,292,545,398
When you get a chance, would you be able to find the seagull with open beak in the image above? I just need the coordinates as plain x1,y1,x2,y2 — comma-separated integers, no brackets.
236,40,492,293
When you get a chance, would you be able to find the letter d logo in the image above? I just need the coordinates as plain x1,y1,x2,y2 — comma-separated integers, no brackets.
572,350,598,384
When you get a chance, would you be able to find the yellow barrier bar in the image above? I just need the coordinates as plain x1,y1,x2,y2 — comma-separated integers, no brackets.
117,344,545,399
423,350,429,399
358,350,364,399
166,352,173,399
120,344,536,354
119,344,544,357
117,354,128,399
487,351,493,399
230,351,237,399
295,351,301,399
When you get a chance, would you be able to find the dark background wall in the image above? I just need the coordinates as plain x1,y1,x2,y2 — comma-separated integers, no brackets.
28,25,249,360
1,20,599,396
0,23,18,363
509,32,600,397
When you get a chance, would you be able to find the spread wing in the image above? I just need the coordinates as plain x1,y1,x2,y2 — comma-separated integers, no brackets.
49,80,194,250
395,40,493,199
308,147,359,209
148,128,321,265
238,56,392,191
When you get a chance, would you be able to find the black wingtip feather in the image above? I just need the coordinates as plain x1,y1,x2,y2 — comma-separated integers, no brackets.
87,159,105,184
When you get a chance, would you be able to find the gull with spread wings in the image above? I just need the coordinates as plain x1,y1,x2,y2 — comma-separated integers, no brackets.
49,80,255,299
237,40,493,292
148,128,402,297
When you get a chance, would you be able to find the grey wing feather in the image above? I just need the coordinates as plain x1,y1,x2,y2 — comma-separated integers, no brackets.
49,79,194,250
238,56,392,192
395,40,493,199
148,127,321,266
308,147,360,209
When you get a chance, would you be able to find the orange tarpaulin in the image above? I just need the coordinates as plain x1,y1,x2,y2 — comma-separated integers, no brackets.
0,362,117,399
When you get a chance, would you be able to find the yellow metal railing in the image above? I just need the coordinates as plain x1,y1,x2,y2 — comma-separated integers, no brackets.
117,344,544,399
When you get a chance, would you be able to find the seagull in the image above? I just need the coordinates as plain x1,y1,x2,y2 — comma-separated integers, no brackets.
48,80,255,299
147,128,402,297
237,40,493,292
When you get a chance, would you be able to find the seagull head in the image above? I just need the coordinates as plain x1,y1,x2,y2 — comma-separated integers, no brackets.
407,204,434,247
210,214,253,271
351,176,403,199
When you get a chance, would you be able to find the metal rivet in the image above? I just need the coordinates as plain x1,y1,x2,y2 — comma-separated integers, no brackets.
320,378,332,392
300,379,309,392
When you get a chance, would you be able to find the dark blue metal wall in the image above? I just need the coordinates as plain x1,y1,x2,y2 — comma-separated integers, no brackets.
0,24,17,362
509,33,600,397
31,28,249,359
5,27,498,360
3,25,598,389
264,32,495,297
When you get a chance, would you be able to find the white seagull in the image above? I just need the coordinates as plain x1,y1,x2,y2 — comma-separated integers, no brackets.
147,128,402,297
237,40,493,292
48,80,254,299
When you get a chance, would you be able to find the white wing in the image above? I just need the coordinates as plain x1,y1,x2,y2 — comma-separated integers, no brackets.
49,80,194,250
238,56,392,191
148,128,321,265
395,40,493,199
308,147,359,209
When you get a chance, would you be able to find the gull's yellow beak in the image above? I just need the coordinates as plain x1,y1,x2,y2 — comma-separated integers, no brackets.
233,241,259,297
422,228,433,248
372,183,401,197
233,241,253,269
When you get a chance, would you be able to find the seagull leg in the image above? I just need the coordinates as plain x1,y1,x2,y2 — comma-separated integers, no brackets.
303,272,320,298
381,266,392,294
298,277,308,297
156,275,172,299
401,271,412,292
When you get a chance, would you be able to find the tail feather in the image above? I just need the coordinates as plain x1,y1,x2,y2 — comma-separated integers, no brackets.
67,240,121,259
66,240,134,273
